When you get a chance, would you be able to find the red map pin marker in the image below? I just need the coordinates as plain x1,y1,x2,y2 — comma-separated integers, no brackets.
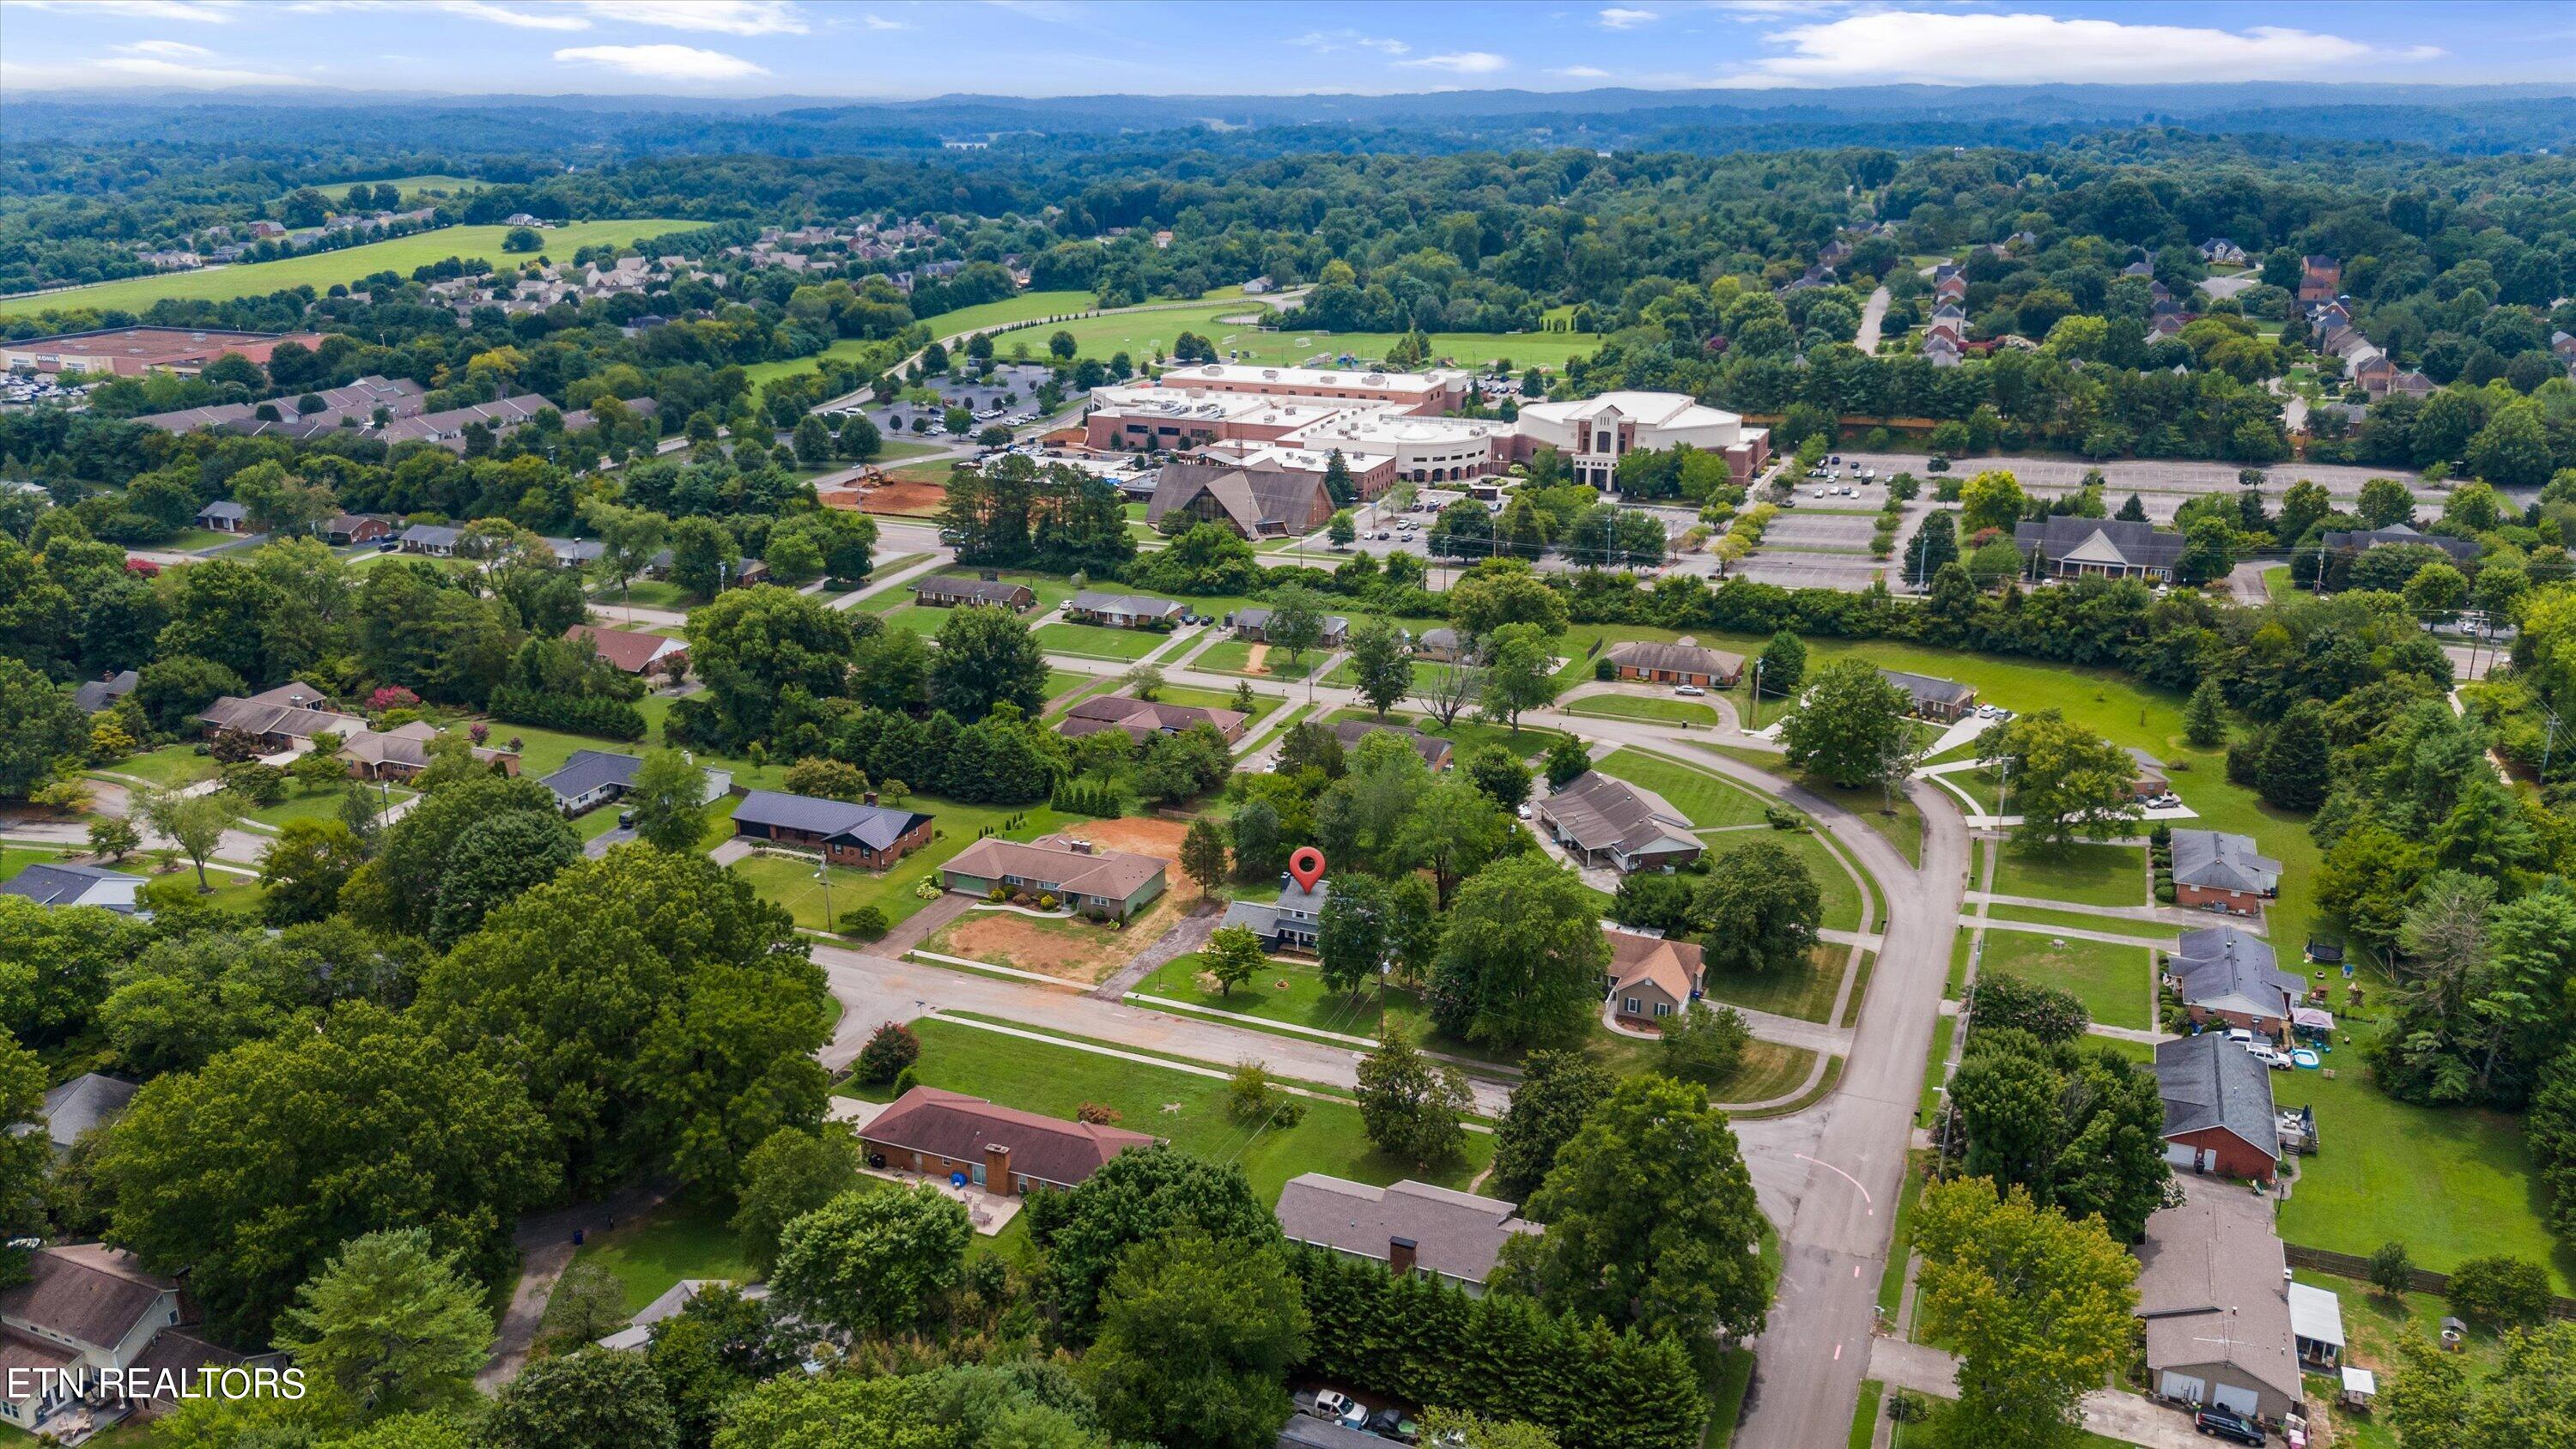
1288,846,1327,893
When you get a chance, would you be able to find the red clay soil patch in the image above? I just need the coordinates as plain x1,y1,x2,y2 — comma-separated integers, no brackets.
859,479,946,517
1059,815,1188,861
929,889,1183,983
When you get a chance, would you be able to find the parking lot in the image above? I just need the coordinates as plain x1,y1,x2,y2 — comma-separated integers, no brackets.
1831,452,2439,518
829,362,1082,440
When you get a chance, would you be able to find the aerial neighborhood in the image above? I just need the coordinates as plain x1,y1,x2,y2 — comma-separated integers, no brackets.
0,12,2570,1449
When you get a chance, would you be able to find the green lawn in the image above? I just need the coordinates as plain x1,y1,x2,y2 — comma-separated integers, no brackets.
1798,776,1926,869
567,1197,757,1315
1033,302,1605,370
240,782,409,832
927,290,1100,340
739,336,909,390
95,743,214,790
1193,637,1325,681
1592,749,1771,830
1699,943,1850,1025
2,220,696,319
728,799,1071,934
305,173,486,198
1148,682,1285,727
1975,929,2153,1030
163,527,241,552
1990,840,2145,908
588,578,700,612
1130,953,1381,1040
1034,621,1171,661
1918,1022,1955,1128
1983,904,2176,945
0,848,69,890
838,1016,1489,1207
1562,694,1723,728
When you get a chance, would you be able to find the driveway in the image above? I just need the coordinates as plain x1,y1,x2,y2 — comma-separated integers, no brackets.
1867,1337,2200,1448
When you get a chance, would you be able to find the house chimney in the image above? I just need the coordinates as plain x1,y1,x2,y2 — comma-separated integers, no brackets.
1388,1236,1417,1278
864,791,878,806
982,1143,1012,1197
1070,840,1092,855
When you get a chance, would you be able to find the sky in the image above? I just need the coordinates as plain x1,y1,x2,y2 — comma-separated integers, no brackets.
0,0,2568,99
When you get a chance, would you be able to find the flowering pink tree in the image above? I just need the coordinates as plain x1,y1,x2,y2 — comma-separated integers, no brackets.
368,686,420,712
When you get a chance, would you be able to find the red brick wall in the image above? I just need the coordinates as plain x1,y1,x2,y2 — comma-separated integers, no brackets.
2170,1127,2276,1184
2177,883,2269,914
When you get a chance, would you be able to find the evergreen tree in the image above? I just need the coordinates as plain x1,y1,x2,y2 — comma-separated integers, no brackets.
2259,700,2333,811
1757,628,1806,696
2182,678,2229,749
1323,449,1355,506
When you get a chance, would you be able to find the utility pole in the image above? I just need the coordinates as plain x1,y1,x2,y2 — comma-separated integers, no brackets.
1748,658,1765,731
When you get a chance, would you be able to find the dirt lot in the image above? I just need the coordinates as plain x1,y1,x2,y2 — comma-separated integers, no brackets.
1056,815,1189,862
927,888,1182,983
859,479,946,517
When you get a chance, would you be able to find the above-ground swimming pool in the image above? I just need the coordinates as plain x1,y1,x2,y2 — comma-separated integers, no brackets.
2291,1048,2322,1069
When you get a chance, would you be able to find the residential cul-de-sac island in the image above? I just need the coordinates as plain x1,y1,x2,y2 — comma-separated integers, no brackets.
1,21,2571,1449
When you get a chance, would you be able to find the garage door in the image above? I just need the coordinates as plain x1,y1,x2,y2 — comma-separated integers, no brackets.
2212,1382,2262,1417
2159,1371,2206,1404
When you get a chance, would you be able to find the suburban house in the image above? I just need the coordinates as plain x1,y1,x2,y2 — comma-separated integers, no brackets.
1146,459,1337,539
1064,591,1187,629
565,622,689,677
857,1085,1155,1196
1232,606,1349,648
0,1244,246,1437
2198,238,2249,266
70,670,137,713
2135,1186,2303,1424
398,523,465,557
2155,1034,2281,1184
2166,927,2303,1039
194,500,248,534
730,790,934,870
912,575,1036,610
196,680,366,749
1273,1174,1540,1296
2318,524,2480,567
1604,640,1744,688
2014,516,2187,582
542,749,734,816
1330,719,1451,772
2126,748,2172,800
336,720,447,781
1878,669,1979,722
1603,924,1706,1027
0,863,147,913
2299,255,2342,304
598,1282,769,1353
1220,878,1327,952
2172,828,2281,914
1412,627,1467,663
318,513,393,545
1058,694,1249,747
25,1074,137,1159
940,835,1167,920
1537,771,1702,874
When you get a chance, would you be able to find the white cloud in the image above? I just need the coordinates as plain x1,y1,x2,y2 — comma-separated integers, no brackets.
3,54,319,87
553,42,768,80
1292,29,1410,57
15,0,240,19
1599,7,1658,28
113,39,216,58
1741,9,2439,86
1399,51,1509,74
863,12,906,29
435,1,589,30
580,1,805,35
1554,64,1613,78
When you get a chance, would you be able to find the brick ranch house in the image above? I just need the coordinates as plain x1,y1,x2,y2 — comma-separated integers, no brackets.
730,789,934,870
1605,640,1744,688
2155,1034,2281,1185
857,1086,1154,1196
2172,828,2281,915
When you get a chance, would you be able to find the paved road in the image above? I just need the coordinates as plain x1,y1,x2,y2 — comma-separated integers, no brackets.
2225,559,2274,608
1854,286,1892,355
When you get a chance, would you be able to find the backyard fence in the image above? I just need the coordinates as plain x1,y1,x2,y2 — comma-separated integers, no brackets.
2281,1244,2576,1321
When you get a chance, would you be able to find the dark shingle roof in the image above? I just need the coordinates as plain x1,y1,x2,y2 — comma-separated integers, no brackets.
2014,516,2186,571
860,1086,1154,1188
32,1074,137,1151
2171,927,2300,1018
0,862,144,912
541,749,642,803
732,790,930,852
2319,525,2478,563
70,670,137,712
1273,1174,1538,1286
1877,669,1976,706
0,1245,174,1352
2155,1034,2278,1152
2172,829,2281,895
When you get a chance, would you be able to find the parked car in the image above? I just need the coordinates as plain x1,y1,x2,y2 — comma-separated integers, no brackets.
1515,803,1532,820
1366,1408,1420,1443
2191,1407,2265,1445
1676,684,1707,696
1311,1391,1359,1424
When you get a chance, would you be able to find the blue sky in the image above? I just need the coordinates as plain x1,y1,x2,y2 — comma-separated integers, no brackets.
0,1,2567,97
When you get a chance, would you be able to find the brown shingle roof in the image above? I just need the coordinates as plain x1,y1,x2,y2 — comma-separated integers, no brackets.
2135,1189,2301,1404
1273,1175,1539,1285
1058,694,1245,743
942,834,1166,903
0,1244,174,1352
1604,925,1704,1003
566,623,682,674
861,1086,1153,1188
1607,640,1743,677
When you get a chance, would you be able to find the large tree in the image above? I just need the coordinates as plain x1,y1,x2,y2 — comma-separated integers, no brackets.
1427,854,1610,1049
94,1003,557,1341
930,603,1049,722
1948,1029,2170,1240
1493,1075,1769,1377
0,658,84,801
1344,615,1413,718
1394,774,1512,908
275,1228,494,1416
1977,710,2141,849
1356,1028,1472,1168
416,847,831,1197
1478,621,1560,735
1911,1178,2141,1449
0,894,143,1047
675,584,854,749
1692,838,1823,976
1023,1143,1280,1330
1777,658,1913,789
483,1348,679,1449
729,1125,861,1272
772,1184,970,1337
1080,1231,1309,1449
625,749,711,852
1489,1049,1616,1202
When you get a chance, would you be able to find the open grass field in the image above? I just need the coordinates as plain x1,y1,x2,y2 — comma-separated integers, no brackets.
729,798,1072,934
926,290,1099,340
0,219,696,318
1561,694,1723,728
1030,301,1605,371
240,782,409,833
1593,748,1771,830
1976,928,2153,1029
836,1016,1490,1207
739,336,908,391
1034,621,1170,661
568,1197,757,1315
94,743,214,790
1797,775,1926,869
1149,682,1285,727
1192,637,1324,680
306,174,486,199
2275,1030,2576,1293
1990,840,2146,908
1698,943,1851,1024
1130,953,1380,1040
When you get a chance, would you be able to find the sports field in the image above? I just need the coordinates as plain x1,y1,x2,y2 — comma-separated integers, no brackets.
302,174,487,201
0,219,696,318
1029,303,1602,371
